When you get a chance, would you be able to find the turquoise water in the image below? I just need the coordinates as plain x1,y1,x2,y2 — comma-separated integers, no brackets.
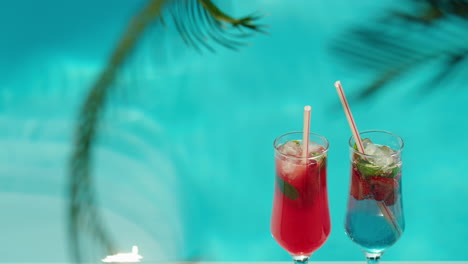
346,211,400,253
345,199,405,253
1,0,468,263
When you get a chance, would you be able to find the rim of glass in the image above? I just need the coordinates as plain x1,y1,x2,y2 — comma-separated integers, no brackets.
274,131,329,160
348,130,404,157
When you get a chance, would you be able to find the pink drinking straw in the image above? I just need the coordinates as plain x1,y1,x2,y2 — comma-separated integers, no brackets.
334,81,402,238
302,105,312,159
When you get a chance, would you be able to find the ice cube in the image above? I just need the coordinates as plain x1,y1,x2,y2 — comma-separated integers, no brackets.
277,156,307,180
280,159,297,175
370,156,393,167
364,142,379,155
362,138,373,148
379,145,393,155
308,141,322,152
307,141,324,156
367,144,395,167
278,140,302,157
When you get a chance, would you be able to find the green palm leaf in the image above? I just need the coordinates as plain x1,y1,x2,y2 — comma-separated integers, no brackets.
330,0,468,101
68,0,265,262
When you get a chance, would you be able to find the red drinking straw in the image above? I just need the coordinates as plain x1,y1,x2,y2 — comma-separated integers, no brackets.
334,81,402,238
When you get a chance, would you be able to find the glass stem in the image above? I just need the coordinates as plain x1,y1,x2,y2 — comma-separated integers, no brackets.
365,253,382,264
293,255,309,264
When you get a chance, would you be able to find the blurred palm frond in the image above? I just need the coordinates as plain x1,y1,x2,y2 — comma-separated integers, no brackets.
68,0,265,262
330,0,468,101
173,0,267,52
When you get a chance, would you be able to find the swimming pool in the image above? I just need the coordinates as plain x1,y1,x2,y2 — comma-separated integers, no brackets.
1,0,467,262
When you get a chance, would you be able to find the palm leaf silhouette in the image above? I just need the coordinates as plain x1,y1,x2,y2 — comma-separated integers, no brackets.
330,0,468,101
68,0,265,262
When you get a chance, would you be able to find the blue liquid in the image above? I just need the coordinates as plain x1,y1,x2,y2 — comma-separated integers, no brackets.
345,199,405,253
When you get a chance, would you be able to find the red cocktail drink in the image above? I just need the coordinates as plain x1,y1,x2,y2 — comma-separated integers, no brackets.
271,133,330,258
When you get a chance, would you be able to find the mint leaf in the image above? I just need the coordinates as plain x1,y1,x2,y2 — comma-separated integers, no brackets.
292,140,300,146
276,176,299,200
390,165,400,178
356,161,381,178
319,156,327,170
313,153,327,167
356,160,400,179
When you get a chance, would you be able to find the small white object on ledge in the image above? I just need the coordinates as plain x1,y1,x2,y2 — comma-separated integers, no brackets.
102,246,143,263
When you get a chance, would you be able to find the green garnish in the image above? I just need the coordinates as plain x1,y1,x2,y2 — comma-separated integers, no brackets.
355,159,400,179
310,152,326,167
276,176,299,200
292,140,300,146
356,160,382,178
390,165,401,178
318,155,327,170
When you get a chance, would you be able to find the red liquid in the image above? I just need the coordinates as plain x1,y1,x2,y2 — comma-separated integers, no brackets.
271,155,331,256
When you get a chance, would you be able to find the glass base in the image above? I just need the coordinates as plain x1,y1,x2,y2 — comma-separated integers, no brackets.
292,255,310,264
365,252,382,264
